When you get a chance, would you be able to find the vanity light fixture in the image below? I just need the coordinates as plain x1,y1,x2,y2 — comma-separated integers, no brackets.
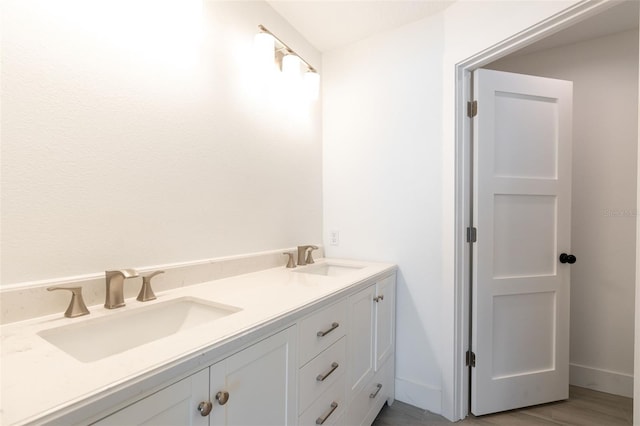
255,24,320,100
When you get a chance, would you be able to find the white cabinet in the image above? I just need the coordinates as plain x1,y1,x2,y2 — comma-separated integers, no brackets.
93,368,209,426
92,272,396,426
93,327,296,426
298,375,346,426
374,275,395,371
298,337,346,414
210,326,297,426
347,284,376,396
346,274,396,426
297,300,347,426
298,299,347,366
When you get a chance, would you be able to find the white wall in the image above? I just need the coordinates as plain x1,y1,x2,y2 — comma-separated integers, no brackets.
487,29,639,397
0,0,322,286
323,0,584,419
323,13,446,409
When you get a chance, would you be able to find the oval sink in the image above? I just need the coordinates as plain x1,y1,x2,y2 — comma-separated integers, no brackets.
294,263,364,277
38,297,241,362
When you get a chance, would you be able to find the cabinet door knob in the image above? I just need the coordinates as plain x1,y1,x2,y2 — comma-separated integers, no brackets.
559,253,577,264
216,391,230,405
374,295,384,302
197,401,212,416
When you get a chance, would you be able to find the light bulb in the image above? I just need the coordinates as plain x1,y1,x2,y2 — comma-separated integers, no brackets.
282,54,302,82
254,32,275,70
304,71,320,101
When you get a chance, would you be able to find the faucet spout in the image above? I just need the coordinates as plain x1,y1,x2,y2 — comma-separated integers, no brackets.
105,269,139,309
297,245,318,266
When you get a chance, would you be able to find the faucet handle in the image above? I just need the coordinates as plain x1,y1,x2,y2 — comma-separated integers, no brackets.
305,246,319,265
282,252,296,268
47,286,90,318
137,270,164,302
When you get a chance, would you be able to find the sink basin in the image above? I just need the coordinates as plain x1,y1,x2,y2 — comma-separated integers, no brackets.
38,297,241,362
294,263,364,277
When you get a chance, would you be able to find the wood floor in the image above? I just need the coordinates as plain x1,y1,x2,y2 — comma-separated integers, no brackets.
372,386,633,425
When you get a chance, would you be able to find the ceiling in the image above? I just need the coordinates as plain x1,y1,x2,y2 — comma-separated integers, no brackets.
513,0,639,57
266,0,638,54
265,0,455,52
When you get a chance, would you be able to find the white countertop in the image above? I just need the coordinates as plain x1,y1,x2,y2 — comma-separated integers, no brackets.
0,258,395,426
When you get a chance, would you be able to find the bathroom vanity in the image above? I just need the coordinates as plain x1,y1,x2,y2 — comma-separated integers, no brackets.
0,258,396,426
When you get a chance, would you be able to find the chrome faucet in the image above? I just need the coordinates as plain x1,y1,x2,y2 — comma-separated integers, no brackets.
297,245,319,266
105,269,139,309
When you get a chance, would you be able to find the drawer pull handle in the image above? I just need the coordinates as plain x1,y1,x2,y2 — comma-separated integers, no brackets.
316,362,339,382
369,383,383,399
374,295,384,302
197,401,212,416
315,401,338,425
216,391,230,405
317,322,339,337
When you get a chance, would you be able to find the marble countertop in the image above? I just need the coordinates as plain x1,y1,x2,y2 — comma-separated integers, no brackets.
0,258,395,425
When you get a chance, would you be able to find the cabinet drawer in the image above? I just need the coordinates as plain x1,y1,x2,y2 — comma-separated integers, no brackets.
299,336,346,414
345,359,393,426
299,299,347,366
299,375,346,426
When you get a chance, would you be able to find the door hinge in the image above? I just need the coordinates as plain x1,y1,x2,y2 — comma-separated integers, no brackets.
467,100,478,118
466,227,477,243
466,350,476,367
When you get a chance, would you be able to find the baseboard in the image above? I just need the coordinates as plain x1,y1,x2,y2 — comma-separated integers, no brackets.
570,363,633,398
394,376,442,414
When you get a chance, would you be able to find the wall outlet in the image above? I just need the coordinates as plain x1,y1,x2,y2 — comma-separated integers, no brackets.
329,230,340,246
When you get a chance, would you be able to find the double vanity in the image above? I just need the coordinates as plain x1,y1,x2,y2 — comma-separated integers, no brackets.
1,257,396,425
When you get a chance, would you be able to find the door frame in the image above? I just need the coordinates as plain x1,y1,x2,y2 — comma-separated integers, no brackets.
453,0,624,420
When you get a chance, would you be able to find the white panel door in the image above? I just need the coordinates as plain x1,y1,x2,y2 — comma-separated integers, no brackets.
472,69,573,416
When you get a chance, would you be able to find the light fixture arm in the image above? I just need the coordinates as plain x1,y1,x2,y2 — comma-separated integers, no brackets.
258,25,317,73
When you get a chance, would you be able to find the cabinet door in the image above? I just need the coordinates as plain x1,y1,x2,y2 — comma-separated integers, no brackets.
347,284,375,396
209,326,297,426
93,368,209,426
374,275,396,371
